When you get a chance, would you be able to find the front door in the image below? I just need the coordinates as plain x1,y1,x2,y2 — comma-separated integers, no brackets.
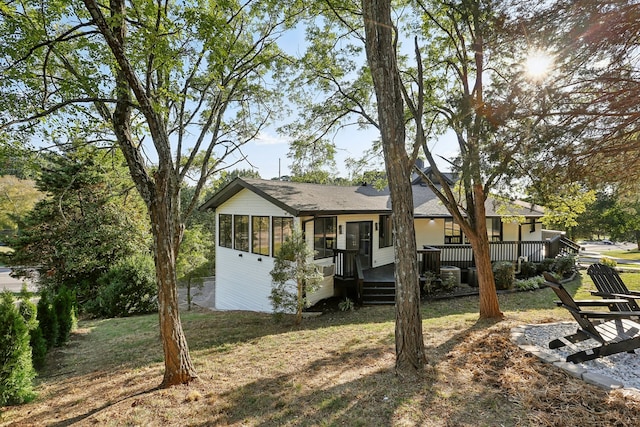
346,221,372,269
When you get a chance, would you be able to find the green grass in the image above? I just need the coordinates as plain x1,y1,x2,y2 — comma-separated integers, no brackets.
598,248,640,261
3,272,640,426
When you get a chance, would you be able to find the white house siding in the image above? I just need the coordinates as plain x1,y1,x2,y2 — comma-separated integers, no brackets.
215,190,336,312
415,218,444,247
502,221,520,241
334,214,395,267
216,189,299,312
520,220,543,241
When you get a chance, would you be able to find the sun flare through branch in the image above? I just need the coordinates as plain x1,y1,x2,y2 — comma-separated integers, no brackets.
524,50,554,81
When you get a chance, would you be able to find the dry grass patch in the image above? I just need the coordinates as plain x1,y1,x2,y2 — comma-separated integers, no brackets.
2,276,640,426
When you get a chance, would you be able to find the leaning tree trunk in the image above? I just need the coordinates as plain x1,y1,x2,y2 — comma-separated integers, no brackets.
363,0,426,374
469,183,503,319
151,170,198,386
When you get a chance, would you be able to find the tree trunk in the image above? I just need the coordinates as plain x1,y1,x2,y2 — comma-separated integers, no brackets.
187,278,192,311
389,163,426,373
362,0,426,374
470,183,503,319
83,0,199,387
151,171,198,387
296,278,303,325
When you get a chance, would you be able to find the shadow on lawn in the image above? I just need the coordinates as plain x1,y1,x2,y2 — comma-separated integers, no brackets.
44,275,576,376
49,387,160,427
11,277,577,426
197,319,510,426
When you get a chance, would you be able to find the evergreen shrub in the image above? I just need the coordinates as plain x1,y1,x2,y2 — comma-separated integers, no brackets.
553,255,576,277
0,292,36,406
53,286,76,345
17,290,47,369
36,290,58,349
518,261,538,278
536,258,556,274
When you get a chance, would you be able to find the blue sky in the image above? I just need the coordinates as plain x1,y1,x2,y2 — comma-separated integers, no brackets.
238,126,459,180
224,23,459,180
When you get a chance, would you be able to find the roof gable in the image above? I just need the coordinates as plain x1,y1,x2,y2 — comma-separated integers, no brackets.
199,178,391,216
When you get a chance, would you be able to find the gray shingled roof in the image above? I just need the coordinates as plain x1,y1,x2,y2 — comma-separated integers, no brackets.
200,177,545,218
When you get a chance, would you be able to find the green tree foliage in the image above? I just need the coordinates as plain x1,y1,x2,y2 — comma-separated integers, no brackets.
574,189,640,249
269,227,322,325
212,169,262,192
536,183,596,234
0,0,305,386
3,146,150,308
0,292,36,406
507,0,640,188
282,2,373,181
0,142,39,180
0,176,44,231
91,254,158,318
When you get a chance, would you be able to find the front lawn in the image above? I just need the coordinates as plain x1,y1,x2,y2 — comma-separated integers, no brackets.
2,274,640,426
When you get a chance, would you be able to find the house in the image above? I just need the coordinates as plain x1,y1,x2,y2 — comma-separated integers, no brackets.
199,176,571,312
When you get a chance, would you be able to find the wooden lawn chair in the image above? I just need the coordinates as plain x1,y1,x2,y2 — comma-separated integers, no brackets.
587,263,640,311
543,272,640,363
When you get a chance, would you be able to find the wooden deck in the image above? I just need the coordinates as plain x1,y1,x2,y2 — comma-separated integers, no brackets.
362,264,395,282
332,235,580,305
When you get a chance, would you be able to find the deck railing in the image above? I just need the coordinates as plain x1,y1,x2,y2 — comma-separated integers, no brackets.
418,246,441,275
336,237,579,277
419,238,579,273
423,241,550,271
333,249,359,279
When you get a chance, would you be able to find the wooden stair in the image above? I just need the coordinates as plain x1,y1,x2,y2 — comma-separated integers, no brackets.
361,280,396,305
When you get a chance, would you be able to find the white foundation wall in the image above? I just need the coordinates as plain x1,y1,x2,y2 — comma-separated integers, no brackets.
307,276,335,307
216,247,276,312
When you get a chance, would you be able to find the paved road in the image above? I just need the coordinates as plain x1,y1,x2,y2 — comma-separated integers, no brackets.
0,267,36,293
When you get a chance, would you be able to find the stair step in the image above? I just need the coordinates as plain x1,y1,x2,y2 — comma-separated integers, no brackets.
361,280,396,305
363,288,395,292
362,300,395,305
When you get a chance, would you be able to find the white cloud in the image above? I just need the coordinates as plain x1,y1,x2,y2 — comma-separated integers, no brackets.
254,131,291,146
